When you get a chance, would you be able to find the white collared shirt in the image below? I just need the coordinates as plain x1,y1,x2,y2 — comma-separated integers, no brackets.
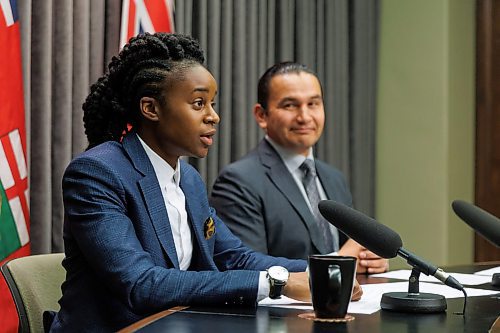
138,135,193,270
138,134,271,300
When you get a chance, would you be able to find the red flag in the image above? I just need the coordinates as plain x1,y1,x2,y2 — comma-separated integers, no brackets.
0,1,30,331
119,0,175,48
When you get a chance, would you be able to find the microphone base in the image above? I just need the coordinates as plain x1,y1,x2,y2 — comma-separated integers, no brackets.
491,273,500,287
380,292,447,313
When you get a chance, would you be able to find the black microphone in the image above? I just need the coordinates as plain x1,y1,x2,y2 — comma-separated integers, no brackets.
318,200,464,292
452,200,500,247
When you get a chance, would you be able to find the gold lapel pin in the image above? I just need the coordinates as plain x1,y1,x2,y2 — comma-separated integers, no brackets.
204,217,216,240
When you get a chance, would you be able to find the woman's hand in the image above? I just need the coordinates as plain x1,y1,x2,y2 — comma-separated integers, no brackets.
283,272,311,302
283,271,364,303
351,279,363,301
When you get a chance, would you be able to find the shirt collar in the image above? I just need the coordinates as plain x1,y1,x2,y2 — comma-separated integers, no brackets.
137,134,181,187
265,135,314,173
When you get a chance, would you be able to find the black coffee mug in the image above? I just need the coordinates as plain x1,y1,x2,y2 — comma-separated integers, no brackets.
308,255,357,318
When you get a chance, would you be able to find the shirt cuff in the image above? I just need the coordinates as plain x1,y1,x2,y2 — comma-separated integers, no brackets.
257,271,270,302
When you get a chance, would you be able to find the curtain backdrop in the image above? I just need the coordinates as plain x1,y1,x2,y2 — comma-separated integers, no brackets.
18,0,379,254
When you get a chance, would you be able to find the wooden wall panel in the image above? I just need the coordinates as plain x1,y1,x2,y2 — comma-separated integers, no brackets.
475,0,500,262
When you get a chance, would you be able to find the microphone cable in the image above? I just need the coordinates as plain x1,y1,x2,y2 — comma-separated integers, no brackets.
453,288,467,316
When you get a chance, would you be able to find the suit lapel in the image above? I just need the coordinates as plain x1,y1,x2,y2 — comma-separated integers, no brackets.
179,163,217,270
258,140,328,253
316,162,349,247
316,162,347,204
122,134,179,268
316,163,336,200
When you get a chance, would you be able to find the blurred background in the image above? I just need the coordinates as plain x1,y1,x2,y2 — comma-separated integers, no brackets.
2,0,499,278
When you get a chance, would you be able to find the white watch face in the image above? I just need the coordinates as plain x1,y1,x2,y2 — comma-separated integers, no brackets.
268,266,289,281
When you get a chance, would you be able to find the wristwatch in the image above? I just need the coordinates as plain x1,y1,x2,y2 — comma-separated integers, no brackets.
266,266,289,299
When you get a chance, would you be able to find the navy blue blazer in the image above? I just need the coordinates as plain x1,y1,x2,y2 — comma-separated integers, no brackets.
210,139,353,260
50,134,306,332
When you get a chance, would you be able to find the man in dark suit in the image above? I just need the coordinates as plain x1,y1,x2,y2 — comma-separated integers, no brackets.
210,62,388,274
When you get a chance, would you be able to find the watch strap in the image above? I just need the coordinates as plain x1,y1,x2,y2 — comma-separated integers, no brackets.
269,279,286,299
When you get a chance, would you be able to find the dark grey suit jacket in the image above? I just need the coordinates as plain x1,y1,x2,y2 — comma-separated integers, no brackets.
210,139,353,260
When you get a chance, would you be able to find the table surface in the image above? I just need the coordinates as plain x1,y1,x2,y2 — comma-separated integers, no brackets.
121,263,500,333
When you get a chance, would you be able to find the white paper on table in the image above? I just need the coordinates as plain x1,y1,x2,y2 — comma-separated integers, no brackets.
258,282,499,315
348,282,498,314
474,266,500,276
371,269,492,286
258,296,312,311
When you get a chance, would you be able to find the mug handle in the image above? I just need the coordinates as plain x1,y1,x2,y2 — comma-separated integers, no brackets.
328,264,342,298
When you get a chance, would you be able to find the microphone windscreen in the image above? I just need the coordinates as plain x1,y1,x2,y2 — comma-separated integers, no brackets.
452,200,500,247
318,200,402,258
